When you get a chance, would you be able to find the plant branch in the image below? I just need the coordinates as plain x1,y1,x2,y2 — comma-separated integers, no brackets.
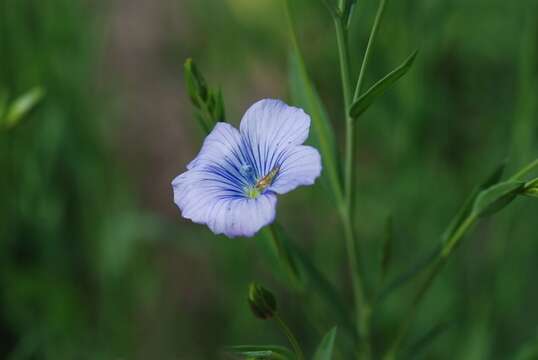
509,158,538,181
382,159,538,359
353,0,387,101
335,13,372,358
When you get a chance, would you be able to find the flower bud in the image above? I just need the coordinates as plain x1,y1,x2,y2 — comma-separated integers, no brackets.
524,178,538,198
184,58,208,108
248,282,277,320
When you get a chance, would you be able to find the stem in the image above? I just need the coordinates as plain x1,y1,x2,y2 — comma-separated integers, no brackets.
353,0,387,101
509,158,538,181
335,12,372,358
383,215,477,359
343,212,372,358
334,16,355,212
274,313,305,360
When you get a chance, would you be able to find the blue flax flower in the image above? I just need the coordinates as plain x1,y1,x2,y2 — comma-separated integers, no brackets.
172,99,322,238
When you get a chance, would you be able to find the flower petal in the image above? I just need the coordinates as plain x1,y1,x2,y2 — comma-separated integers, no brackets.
173,168,277,237
187,122,247,174
269,145,322,194
239,99,311,178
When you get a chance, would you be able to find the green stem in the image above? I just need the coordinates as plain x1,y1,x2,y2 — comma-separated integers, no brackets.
334,15,354,212
383,215,477,359
353,0,387,101
343,212,372,358
509,158,538,181
274,313,305,360
335,12,372,358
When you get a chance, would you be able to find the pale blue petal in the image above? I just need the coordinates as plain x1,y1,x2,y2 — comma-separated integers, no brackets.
269,145,322,194
172,121,277,237
239,99,311,178
172,169,277,237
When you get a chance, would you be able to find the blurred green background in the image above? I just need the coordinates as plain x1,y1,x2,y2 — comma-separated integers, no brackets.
1,0,537,359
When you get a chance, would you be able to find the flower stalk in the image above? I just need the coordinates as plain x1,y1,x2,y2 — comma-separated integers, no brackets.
274,313,305,360
334,9,373,359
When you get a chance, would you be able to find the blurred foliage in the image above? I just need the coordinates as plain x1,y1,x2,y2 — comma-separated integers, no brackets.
1,0,537,359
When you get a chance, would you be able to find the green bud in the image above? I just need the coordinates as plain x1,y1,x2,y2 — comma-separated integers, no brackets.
248,282,277,320
523,178,538,198
184,58,208,109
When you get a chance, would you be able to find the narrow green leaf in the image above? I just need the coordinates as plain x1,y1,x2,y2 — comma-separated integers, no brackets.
349,50,418,120
343,0,358,26
378,162,508,303
287,22,343,206
184,58,208,108
523,178,538,198
224,345,294,359
184,58,225,134
4,87,44,129
441,161,506,242
313,327,337,360
471,181,525,218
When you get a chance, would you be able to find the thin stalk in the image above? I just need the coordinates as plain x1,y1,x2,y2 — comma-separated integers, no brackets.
343,212,372,358
334,16,354,211
353,0,387,101
274,313,305,360
335,11,372,358
509,158,538,181
383,215,477,359
338,0,346,13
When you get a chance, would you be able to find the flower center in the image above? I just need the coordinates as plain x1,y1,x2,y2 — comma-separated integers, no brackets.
244,166,280,199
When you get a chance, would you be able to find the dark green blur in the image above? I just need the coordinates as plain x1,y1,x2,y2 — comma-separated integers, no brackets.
1,0,537,359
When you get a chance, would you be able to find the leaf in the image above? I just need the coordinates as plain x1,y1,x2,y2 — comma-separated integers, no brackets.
344,0,358,26
224,345,294,359
378,162,508,304
3,87,44,130
184,58,208,108
288,36,343,205
313,327,337,360
349,50,418,120
441,161,506,242
471,180,525,218
523,178,538,198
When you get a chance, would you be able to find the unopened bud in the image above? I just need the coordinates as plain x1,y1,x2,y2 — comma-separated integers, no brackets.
524,178,538,198
248,282,277,320
184,58,208,108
